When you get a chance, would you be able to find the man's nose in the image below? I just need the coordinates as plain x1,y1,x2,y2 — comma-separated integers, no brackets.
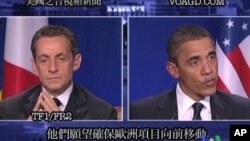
49,60,58,72
202,60,213,75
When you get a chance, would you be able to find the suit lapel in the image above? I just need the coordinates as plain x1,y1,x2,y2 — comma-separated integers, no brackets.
64,86,89,119
210,91,230,120
157,90,178,120
23,85,89,119
155,90,231,120
23,86,42,118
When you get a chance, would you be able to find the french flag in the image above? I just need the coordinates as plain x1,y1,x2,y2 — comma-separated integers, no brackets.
216,18,250,98
3,17,48,99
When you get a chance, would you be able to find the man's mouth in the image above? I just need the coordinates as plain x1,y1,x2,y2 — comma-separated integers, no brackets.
203,78,216,87
47,77,61,80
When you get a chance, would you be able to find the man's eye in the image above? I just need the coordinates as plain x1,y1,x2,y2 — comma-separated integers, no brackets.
40,59,47,63
190,60,198,65
59,58,66,61
209,55,216,60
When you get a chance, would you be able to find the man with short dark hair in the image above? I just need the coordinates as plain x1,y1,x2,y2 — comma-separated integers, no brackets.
0,25,117,120
130,25,250,120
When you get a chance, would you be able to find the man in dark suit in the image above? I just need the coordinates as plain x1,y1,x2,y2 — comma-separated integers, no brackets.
130,25,250,120
0,25,117,120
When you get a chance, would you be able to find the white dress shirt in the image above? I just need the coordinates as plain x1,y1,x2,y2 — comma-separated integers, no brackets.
176,82,212,120
42,83,73,111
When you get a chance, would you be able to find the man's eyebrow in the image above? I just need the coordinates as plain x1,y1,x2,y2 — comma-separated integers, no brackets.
186,51,216,62
55,53,67,57
187,55,200,62
38,54,49,59
37,53,68,59
208,51,216,56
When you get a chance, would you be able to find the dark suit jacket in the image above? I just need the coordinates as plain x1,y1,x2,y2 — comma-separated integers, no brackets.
0,85,117,120
130,89,250,120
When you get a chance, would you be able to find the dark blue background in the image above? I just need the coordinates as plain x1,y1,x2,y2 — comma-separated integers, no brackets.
0,19,6,95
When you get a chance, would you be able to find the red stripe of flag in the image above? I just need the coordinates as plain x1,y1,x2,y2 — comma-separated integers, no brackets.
227,46,250,98
217,76,231,94
3,61,40,99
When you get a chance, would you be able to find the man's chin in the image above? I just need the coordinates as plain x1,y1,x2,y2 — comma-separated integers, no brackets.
202,88,217,96
45,86,64,95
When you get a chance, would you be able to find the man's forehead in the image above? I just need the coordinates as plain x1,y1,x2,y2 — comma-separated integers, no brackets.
36,36,70,48
37,35,69,42
179,37,215,49
35,40,72,57
177,38,215,57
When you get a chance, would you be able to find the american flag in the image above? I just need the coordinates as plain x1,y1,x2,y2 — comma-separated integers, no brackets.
216,18,250,98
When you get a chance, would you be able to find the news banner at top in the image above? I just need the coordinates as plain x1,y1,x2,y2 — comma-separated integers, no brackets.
1,0,250,16
24,0,225,7
25,0,102,7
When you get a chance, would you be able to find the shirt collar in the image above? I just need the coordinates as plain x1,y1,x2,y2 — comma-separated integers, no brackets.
42,83,73,108
56,83,73,108
176,82,211,116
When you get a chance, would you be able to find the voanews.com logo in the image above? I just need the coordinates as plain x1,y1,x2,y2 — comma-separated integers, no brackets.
202,135,222,141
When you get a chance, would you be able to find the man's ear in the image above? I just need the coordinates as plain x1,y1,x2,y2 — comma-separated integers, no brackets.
166,61,179,79
73,53,82,71
32,59,39,76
